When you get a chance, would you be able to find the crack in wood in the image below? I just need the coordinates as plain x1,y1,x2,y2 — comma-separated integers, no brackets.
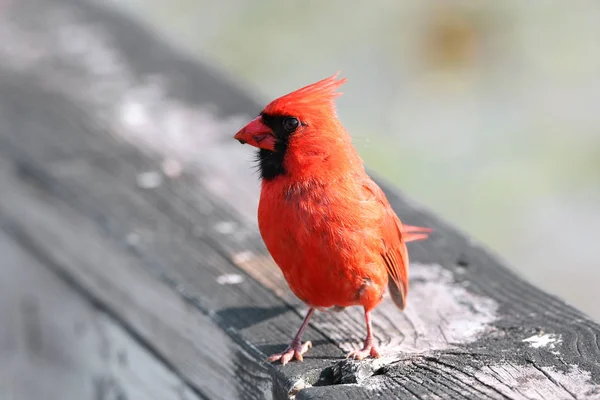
527,360,578,400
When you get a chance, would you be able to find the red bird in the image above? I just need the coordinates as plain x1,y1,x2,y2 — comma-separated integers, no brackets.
234,74,430,365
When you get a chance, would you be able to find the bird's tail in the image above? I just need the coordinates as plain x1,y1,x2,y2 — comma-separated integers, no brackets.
401,225,432,242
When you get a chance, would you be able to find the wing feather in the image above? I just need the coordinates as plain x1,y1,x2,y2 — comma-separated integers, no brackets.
363,179,430,310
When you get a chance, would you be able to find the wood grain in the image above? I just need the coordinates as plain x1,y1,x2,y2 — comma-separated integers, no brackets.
0,0,599,399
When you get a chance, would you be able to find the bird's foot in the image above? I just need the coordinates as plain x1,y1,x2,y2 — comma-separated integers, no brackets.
266,340,312,366
346,344,380,360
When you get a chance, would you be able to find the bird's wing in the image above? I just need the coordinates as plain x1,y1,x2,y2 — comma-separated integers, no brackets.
362,179,429,310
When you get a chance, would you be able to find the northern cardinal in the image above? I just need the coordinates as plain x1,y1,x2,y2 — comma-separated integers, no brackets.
234,74,431,365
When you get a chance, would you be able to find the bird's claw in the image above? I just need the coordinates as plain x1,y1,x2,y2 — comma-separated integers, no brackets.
266,340,312,366
346,345,380,360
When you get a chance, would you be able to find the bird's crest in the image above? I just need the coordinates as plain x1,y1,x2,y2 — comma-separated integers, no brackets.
263,73,347,118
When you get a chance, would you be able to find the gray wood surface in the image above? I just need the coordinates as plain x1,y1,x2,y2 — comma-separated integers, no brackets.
0,230,203,400
0,0,599,399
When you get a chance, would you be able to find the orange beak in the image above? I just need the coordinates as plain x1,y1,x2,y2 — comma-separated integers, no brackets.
233,116,276,151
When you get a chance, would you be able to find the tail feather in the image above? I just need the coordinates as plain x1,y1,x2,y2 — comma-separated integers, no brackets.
401,225,432,242
403,233,430,242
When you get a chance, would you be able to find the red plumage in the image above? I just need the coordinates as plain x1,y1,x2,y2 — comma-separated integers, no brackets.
234,74,431,364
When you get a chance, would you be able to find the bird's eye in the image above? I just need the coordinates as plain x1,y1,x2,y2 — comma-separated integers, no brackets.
282,117,300,133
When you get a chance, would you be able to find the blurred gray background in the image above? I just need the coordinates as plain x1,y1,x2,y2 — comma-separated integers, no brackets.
110,0,600,321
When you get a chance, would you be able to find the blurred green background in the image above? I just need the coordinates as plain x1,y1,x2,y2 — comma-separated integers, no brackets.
112,0,600,321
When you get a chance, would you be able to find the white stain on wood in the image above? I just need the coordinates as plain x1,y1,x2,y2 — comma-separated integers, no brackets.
216,274,244,285
213,221,237,235
405,263,498,344
318,263,499,355
121,99,148,129
136,171,163,189
125,231,142,247
523,333,562,349
475,363,600,400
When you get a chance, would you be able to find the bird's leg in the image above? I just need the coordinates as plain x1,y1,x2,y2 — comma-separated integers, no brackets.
347,309,381,360
267,308,314,365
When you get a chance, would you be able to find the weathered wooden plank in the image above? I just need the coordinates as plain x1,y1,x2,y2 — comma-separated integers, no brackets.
0,229,204,400
0,0,599,399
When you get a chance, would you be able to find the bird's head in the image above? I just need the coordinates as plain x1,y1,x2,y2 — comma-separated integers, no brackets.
234,73,355,180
